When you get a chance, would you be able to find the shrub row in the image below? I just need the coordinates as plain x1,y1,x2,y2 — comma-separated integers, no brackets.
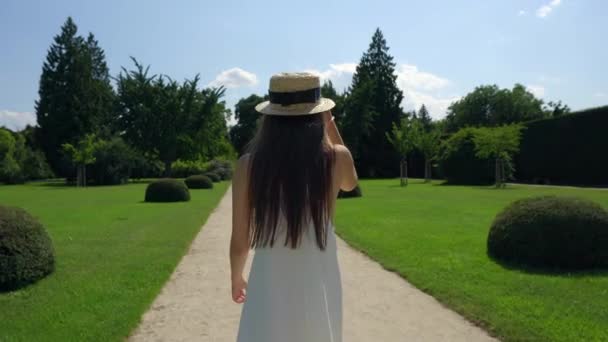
1,128,54,184
515,106,608,186
172,158,233,180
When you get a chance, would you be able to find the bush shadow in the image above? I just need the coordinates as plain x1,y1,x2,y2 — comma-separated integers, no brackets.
488,254,608,277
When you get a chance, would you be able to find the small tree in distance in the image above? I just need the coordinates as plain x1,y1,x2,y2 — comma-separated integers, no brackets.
386,116,415,186
472,124,523,188
412,121,442,182
62,134,99,187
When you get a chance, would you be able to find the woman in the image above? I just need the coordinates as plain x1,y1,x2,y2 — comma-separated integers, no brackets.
230,72,358,342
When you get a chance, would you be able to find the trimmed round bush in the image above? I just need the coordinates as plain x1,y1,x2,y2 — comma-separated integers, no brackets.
338,185,362,199
207,159,233,180
205,172,221,183
185,175,213,189
0,205,55,292
145,179,190,202
488,196,608,270
214,167,233,180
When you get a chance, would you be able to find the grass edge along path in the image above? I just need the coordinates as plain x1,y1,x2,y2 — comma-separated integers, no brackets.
334,179,608,342
0,181,229,341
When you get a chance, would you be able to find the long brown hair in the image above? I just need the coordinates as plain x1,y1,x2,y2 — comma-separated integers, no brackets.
246,113,335,250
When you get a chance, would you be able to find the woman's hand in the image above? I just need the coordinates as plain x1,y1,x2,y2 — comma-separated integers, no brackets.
232,276,248,304
322,111,334,125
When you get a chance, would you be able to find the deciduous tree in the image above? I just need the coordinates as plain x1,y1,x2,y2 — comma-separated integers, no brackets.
472,124,523,188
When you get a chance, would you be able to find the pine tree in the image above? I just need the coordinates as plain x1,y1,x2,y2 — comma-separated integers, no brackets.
84,33,115,137
417,104,433,132
35,17,114,175
343,28,404,177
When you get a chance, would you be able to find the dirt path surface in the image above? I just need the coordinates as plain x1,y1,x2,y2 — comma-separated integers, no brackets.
129,189,497,342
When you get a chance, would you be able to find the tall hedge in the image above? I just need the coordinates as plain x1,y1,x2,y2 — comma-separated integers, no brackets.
515,106,608,186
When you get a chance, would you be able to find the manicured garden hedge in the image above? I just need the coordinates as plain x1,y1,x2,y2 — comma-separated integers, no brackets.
488,196,608,270
515,106,608,186
205,172,221,182
0,205,55,291
185,175,213,189
144,179,190,202
171,158,233,180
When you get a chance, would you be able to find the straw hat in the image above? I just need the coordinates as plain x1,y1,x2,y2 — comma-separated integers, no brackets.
255,72,335,115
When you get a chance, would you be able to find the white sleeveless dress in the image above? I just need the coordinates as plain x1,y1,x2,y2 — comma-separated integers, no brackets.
237,216,342,342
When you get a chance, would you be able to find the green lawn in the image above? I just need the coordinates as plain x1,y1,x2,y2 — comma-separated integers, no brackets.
0,181,229,342
335,179,608,342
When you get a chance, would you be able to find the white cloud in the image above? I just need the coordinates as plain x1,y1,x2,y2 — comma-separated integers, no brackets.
527,84,546,98
402,91,461,119
536,0,561,18
538,75,562,84
305,63,357,82
396,64,450,91
207,67,258,88
0,110,37,131
309,62,458,119
594,92,607,98
518,10,527,16
395,64,458,118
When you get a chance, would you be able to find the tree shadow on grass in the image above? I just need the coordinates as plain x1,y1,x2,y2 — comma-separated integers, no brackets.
36,178,155,189
431,181,522,191
129,179,155,185
386,179,429,188
36,180,73,188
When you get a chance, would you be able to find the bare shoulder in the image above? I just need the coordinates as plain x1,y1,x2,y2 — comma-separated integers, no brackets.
237,153,251,166
330,144,357,191
332,144,353,164
234,154,251,178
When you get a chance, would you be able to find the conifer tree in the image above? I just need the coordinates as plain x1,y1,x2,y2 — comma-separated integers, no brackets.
343,28,404,177
35,17,114,175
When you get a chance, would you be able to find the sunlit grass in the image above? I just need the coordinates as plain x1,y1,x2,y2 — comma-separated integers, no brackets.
335,179,608,342
0,181,229,341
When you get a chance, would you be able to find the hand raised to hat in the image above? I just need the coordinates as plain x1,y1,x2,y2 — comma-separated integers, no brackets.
322,111,334,124
323,111,346,146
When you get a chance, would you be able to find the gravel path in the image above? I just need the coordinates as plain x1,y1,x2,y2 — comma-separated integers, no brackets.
129,188,497,342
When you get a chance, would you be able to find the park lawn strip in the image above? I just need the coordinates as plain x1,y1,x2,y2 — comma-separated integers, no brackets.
335,179,608,342
0,181,229,341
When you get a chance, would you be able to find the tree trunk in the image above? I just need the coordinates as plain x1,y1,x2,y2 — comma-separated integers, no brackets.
404,160,408,186
164,160,172,178
424,158,431,183
399,158,408,187
500,158,506,188
82,165,87,187
76,165,82,187
399,159,404,186
495,158,501,188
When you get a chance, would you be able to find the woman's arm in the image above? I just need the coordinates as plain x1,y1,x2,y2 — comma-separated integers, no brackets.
324,112,346,146
230,154,251,303
323,111,358,191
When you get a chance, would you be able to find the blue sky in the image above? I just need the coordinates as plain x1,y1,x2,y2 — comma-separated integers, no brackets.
1,0,607,130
